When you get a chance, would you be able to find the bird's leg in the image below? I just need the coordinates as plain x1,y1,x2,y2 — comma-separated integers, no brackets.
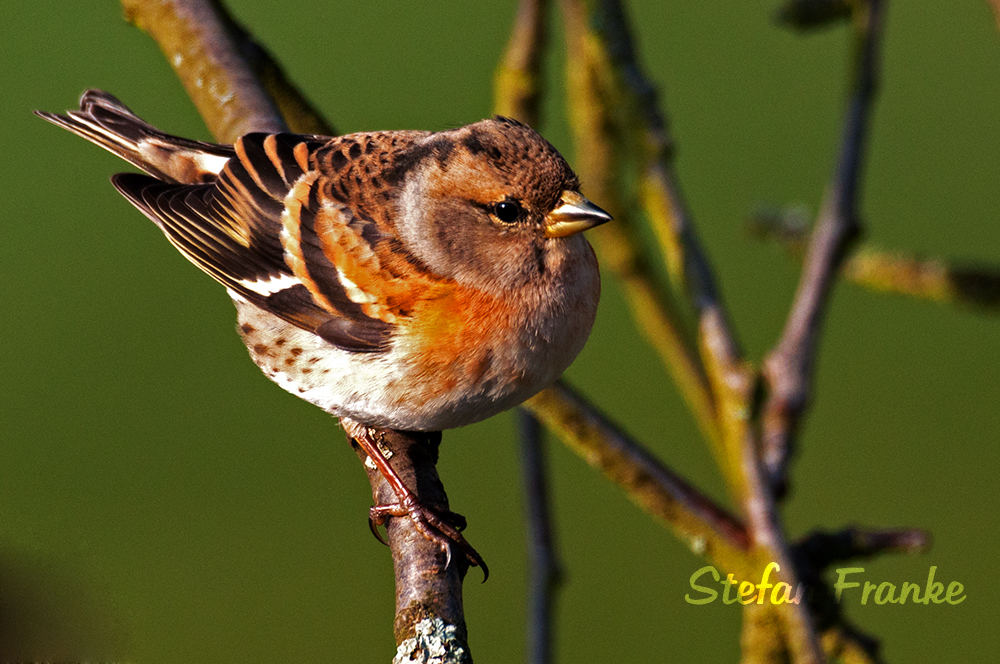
346,422,488,579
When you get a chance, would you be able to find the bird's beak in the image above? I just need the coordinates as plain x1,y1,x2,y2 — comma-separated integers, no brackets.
544,190,613,238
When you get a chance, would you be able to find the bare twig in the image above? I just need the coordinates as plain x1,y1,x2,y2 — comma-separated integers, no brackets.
793,526,927,664
846,250,959,303
750,209,1000,311
844,250,1000,310
518,410,563,664
794,526,930,570
762,0,886,496
776,0,854,30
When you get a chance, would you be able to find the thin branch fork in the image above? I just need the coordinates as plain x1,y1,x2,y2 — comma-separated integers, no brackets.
557,1,856,661
740,4,887,657
762,0,886,495
792,526,928,664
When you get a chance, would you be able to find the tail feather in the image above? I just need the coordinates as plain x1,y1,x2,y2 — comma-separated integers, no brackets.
35,90,235,185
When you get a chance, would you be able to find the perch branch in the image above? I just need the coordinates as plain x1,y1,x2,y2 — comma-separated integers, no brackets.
349,428,471,662
762,0,886,495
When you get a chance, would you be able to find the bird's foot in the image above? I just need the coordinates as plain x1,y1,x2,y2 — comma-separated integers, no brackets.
369,496,488,581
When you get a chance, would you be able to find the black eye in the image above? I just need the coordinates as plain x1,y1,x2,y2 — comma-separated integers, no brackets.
493,200,522,223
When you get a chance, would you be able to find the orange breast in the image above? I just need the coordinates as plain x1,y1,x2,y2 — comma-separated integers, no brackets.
400,283,519,395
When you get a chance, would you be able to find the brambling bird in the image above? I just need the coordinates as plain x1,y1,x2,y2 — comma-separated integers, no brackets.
37,90,609,574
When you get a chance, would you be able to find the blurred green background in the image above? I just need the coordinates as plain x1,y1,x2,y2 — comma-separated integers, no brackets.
2,1,998,661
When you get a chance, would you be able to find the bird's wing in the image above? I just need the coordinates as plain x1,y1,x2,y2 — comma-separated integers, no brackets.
112,132,396,353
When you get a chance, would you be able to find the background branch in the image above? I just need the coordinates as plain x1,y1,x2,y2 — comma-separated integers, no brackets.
120,0,286,140
560,0,724,456
494,0,549,126
526,382,751,571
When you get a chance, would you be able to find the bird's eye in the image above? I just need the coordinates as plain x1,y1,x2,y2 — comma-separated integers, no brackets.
493,200,522,223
